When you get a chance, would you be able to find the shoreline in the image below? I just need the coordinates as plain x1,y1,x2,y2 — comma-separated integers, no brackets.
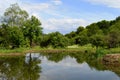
0,47,120,56
0,49,86,56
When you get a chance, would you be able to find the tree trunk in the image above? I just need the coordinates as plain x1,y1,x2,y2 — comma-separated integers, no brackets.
30,38,32,48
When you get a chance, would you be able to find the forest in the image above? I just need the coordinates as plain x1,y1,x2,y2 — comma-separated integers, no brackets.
0,3,120,50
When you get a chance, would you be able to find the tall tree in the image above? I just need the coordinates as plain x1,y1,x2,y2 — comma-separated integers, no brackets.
23,16,42,47
3,3,28,27
0,3,29,48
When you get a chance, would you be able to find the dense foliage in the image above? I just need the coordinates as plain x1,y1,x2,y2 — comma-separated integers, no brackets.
0,4,42,48
66,18,120,48
0,3,120,49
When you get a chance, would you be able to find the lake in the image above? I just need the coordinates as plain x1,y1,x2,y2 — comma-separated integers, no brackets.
0,52,120,80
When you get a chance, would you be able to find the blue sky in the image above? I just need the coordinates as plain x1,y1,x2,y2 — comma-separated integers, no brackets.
0,0,120,34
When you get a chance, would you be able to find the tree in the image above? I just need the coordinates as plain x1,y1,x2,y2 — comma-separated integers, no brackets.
42,32,70,48
115,16,120,22
96,20,110,34
90,34,105,48
8,26,25,48
65,31,76,38
106,20,120,48
0,3,43,48
0,24,11,48
86,23,100,36
75,29,88,45
105,31,120,48
40,34,51,47
0,3,29,48
3,3,28,27
23,16,42,47
49,32,69,48
65,31,76,45
76,26,84,34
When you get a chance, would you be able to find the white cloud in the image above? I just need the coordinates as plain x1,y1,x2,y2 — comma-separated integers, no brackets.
0,0,20,15
42,18,89,34
21,3,53,13
0,0,89,34
0,0,58,16
22,3,88,34
51,0,62,5
86,0,120,8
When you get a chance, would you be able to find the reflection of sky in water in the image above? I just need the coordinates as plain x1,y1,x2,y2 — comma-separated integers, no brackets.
38,56,120,80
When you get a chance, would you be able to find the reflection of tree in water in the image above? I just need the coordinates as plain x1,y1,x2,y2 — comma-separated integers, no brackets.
0,56,25,80
0,54,41,80
40,52,68,63
0,52,120,79
69,52,120,77
102,63,120,77
41,52,120,77
24,53,41,80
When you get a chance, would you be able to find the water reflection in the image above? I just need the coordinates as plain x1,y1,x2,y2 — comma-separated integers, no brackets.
0,52,120,80
0,53,41,80
39,52,120,80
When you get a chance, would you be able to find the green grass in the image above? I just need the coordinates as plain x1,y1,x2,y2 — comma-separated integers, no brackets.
0,45,120,55
0,47,30,53
109,47,120,54
0,45,94,54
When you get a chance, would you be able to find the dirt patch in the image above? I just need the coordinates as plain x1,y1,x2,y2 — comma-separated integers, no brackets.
0,53,25,56
103,54,120,64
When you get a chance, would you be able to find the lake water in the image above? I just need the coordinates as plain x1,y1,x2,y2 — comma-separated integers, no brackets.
0,52,120,80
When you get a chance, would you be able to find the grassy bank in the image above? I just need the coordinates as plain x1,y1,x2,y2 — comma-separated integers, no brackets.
0,44,120,56
0,44,94,54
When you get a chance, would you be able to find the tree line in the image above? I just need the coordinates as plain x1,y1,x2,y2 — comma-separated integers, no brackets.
0,3,120,49
66,17,120,49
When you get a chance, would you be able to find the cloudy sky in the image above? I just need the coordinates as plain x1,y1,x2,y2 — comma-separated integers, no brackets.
0,0,120,34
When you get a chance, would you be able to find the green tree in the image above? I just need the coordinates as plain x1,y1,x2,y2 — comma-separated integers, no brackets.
23,16,42,47
8,26,25,48
65,31,76,38
0,25,9,48
115,16,120,22
51,32,69,48
96,20,110,34
46,32,69,48
40,34,51,47
90,34,105,48
3,3,28,27
65,31,76,45
86,23,101,36
76,26,84,34
106,20,120,48
0,3,29,48
106,32,119,48
75,29,88,45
